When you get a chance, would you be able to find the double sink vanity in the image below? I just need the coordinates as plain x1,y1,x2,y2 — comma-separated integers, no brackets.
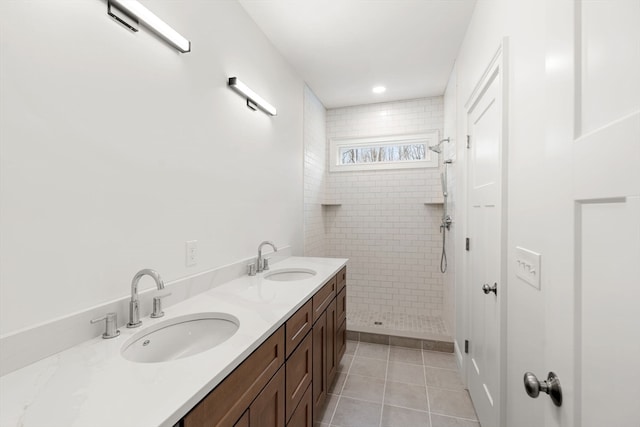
0,256,347,427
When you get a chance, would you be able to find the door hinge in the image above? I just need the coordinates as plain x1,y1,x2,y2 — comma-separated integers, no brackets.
464,339,469,354
466,135,471,149
465,238,470,251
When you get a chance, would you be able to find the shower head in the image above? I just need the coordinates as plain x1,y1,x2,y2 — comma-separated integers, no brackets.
428,137,450,154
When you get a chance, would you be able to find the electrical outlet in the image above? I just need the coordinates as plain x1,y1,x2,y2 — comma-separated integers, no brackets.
515,247,541,289
186,240,197,267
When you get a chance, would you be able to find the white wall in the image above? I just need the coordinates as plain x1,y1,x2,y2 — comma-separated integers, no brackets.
446,0,553,424
325,98,445,318
303,86,327,256
0,0,304,336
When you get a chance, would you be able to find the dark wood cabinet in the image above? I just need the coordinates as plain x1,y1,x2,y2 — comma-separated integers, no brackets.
336,318,346,364
285,333,312,422
336,287,346,327
285,300,313,358
287,385,312,427
326,299,338,389
312,277,336,323
312,310,327,417
336,267,346,293
181,266,347,427
184,327,284,427
249,367,285,427
234,411,249,427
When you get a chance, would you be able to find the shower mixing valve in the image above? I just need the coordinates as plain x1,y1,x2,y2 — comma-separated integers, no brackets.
441,215,453,231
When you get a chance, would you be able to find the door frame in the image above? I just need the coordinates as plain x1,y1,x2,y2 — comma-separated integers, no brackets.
463,38,509,427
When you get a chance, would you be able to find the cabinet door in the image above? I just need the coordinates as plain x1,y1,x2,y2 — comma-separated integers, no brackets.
326,299,337,389
249,366,285,427
336,267,347,293
312,311,327,419
336,319,346,364
183,327,285,427
234,411,249,427
285,332,312,422
336,287,346,327
286,385,312,427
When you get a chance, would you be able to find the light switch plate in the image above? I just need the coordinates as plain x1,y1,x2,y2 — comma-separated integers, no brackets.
515,247,541,289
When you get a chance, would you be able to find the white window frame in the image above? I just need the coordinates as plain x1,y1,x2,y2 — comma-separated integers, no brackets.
329,131,439,172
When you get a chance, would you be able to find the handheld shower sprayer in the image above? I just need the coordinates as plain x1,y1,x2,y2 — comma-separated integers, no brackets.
432,137,453,274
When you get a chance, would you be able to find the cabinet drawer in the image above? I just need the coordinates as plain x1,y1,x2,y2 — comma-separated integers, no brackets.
285,332,312,422
336,266,347,292
285,299,312,358
286,385,312,427
312,277,336,323
184,326,285,427
336,287,346,326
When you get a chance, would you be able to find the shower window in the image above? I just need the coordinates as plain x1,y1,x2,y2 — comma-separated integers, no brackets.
329,131,439,172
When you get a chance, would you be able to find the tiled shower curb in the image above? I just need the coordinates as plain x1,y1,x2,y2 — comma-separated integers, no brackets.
346,330,454,353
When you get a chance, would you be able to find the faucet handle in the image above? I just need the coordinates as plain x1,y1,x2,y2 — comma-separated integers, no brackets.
262,258,270,271
248,262,257,276
151,293,172,318
91,312,120,339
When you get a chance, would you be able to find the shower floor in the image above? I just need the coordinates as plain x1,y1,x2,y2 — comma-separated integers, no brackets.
347,310,450,342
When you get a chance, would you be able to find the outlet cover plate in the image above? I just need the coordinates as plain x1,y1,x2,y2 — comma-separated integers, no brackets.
186,240,197,267
515,247,541,290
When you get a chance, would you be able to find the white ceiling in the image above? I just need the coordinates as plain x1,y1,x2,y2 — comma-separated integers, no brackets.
238,0,477,108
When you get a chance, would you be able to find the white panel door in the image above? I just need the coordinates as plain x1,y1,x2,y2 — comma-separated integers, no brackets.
524,1,640,426
466,48,505,427
570,0,640,424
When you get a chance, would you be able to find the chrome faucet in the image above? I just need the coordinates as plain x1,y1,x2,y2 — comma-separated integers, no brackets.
257,241,277,273
127,269,164,328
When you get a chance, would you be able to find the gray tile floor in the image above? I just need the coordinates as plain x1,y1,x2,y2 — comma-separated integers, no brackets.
316,340,480,427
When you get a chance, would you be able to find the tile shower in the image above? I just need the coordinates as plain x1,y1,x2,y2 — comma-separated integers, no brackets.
304,90,451,342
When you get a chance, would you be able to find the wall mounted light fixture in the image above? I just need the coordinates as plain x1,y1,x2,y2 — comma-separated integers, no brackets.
228,77,277,116
108,0,191,53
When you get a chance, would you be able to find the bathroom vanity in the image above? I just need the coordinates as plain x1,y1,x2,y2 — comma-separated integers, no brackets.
0,257,347,427
181,266,347,427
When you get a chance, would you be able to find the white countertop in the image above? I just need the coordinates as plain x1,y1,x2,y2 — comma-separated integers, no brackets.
0,256,347,427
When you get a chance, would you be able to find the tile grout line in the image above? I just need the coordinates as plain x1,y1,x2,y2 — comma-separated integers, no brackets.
377,342,390,427
429,412,481,423
423,348,433,427
328,340,358,426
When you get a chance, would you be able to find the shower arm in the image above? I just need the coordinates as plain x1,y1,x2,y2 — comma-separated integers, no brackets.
428,137,451,154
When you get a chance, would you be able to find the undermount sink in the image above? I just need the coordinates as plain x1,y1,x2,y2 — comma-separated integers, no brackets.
121,312,239,363
264,268,317,282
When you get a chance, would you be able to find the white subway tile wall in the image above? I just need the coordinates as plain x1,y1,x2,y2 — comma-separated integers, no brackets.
303,86,327,257
325,97,446,328
442,78,457,337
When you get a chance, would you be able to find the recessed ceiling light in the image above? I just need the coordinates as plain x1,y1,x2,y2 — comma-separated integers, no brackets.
372,86,386,94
